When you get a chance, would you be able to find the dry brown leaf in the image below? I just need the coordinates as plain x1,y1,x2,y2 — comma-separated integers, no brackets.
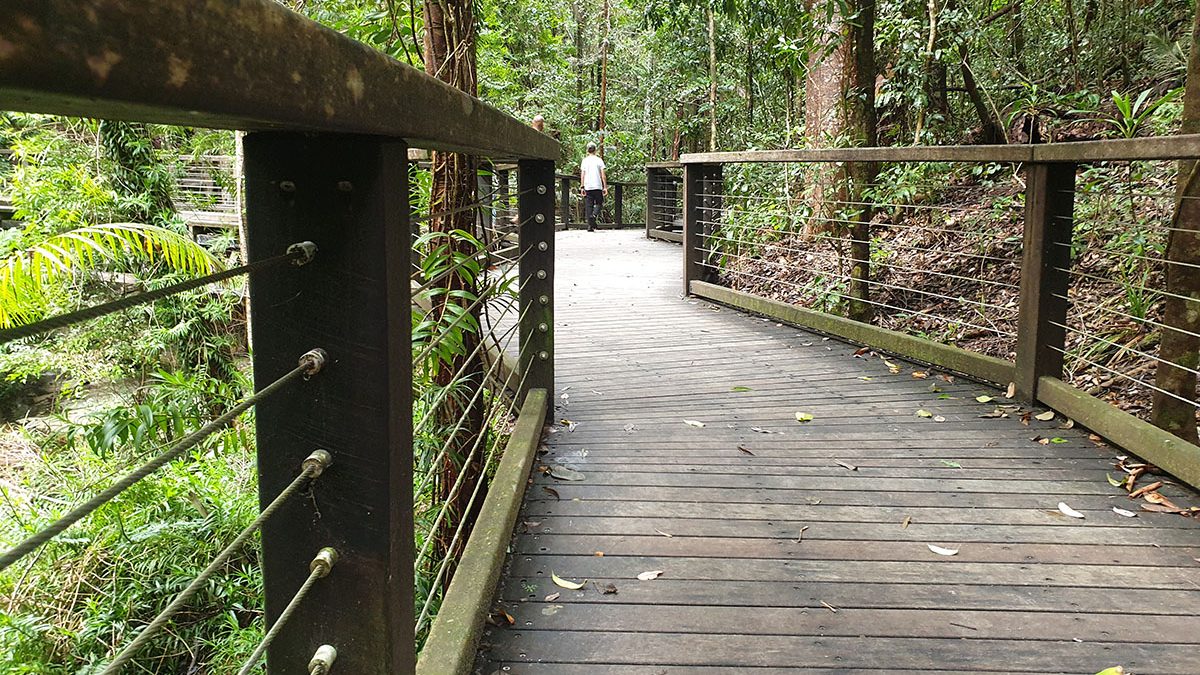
795,525,809,542
636,570,664,581
594,551,605,557
1143,491,1181,510
602,583,618,595
737,444,755,456
654,529,674,538
820,601,838,612
1006,382,1017,398
1129,481,1164,499
544,592,560,601
1034,411,1055,421
911,371,928,379
902,516,912,529
834,460,858,471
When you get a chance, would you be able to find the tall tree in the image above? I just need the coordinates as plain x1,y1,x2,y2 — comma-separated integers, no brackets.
423,0,486,582
1152,6,1200,446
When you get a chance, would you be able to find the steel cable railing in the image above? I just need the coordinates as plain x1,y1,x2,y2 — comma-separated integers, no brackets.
0,348,327,572
103,450,334,674
0,242,317,343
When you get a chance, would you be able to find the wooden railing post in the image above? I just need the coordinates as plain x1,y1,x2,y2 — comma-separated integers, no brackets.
683,163,723,294
558,175,571,230
645,167,658,238
1014,161,1076,401
614,183,624,228
519,160,556,404
244,133,414,674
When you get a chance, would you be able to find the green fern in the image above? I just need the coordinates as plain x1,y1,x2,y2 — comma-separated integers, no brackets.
0,223,221,328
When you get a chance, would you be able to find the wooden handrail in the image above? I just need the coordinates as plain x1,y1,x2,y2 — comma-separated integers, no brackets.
680,134,1200,164
0,0,558,160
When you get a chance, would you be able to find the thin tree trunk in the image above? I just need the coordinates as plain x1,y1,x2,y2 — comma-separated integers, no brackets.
847,0,877,322
573,1,586,130
422,0,485,587
234,131,251,352
598,0,610,150
1152,7,1200,446
959,45,1004,144
707,7,718,151
747,37,754,129
913,0,939,144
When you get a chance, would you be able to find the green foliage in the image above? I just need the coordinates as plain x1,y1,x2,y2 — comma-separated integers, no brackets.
1089,88,1182,139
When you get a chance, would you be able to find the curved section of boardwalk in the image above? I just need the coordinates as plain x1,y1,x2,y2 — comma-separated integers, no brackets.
478,230,1200,674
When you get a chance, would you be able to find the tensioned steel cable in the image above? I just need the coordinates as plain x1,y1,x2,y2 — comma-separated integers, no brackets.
0,349,327,572
236,547,339,675
0,242,316,344
102,450,333,674
414,357,536,633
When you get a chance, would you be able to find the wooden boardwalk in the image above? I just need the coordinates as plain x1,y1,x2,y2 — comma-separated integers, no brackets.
477,230,1200,674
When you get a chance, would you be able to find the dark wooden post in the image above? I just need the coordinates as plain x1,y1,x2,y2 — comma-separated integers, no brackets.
497,167,511,235
244,133,414,674
558,175,571,230
518,160,556,404
1014,162,1076,401
614,183,624,229
645,167,658,238
683,163,723,294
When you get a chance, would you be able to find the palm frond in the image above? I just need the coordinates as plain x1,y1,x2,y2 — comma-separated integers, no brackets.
0,223,222,328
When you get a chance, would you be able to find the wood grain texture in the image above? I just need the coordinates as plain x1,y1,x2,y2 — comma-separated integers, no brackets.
476,230,1200,673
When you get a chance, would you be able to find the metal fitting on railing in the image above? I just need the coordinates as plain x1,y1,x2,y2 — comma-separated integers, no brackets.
299,349,329,377
287,241,319,266
302,449,333,478
310,547,339,578
308,645,338,674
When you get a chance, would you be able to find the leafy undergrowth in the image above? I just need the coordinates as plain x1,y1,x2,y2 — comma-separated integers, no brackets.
719,160,1179,421
0,371,262,673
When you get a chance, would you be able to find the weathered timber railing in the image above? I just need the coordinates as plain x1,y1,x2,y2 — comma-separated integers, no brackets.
679,136,1200,489
646,161,683,243
555,172,646,229
0,2,557,673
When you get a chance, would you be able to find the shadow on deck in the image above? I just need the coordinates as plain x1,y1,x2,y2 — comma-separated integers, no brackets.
478,229,1200,674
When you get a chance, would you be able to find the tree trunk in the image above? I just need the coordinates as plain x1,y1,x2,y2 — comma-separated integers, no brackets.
846,0,878,322
422,0,486,587
803,0,850,233
1152,6,1200,446
598,0,610,150
708,7,718,151
572,1,586,130
913,0,939,144
959,45,1004,144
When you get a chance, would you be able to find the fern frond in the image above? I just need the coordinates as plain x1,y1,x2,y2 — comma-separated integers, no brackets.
0,223,222,329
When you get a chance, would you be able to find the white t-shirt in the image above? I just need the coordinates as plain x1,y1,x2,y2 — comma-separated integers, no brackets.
581,154,606,191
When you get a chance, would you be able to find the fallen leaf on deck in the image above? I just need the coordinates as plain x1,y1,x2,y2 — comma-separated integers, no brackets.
1035,411,1055,421
542,486,561,500
594,551,604,557
551,573,586,590
550,465,585,481
1094,668,1124,675
623,423,638,432
1050,437,1068,444
834,460,858,471
927,544,959,556
1143,492,1182,510
853,347,870,357
1058,502,1085,519
941,460,962,468
1129,481,1164,498
750,426,778,434
883,359,902,374
499,610,515,625
916,409,933,418
795,412,814,423
929,383,943,393
912,371,928,379
683,419,706,428
1112,507,1137,518
731,386,753,392
858,376,873,381
1141,503,1185,514
636,570,664,581
602,583,618,595
940,374,956,383
544,592,560,601
559,419,578,431
541,605,563,616
1060,419,1075,429
933,415,946,422
1106,474,1123,487
820,601,838,612
938,394,953,400
796,525,810,542
1006,382,1017,398
980,409,1004,418
902,516,912,529
1034,436,1050,445
976,395,994,403
654,529,673,538
737,444,755,456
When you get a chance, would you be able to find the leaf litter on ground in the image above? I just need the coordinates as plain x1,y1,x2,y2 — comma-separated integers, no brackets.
636,570,663,581
683,419,706,428
927,544,959,556
551,573,586,590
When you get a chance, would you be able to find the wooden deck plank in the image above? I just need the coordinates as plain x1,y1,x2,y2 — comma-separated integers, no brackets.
476,230,1200,673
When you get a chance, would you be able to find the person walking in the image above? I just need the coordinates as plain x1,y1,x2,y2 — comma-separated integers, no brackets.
579,141,607,231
